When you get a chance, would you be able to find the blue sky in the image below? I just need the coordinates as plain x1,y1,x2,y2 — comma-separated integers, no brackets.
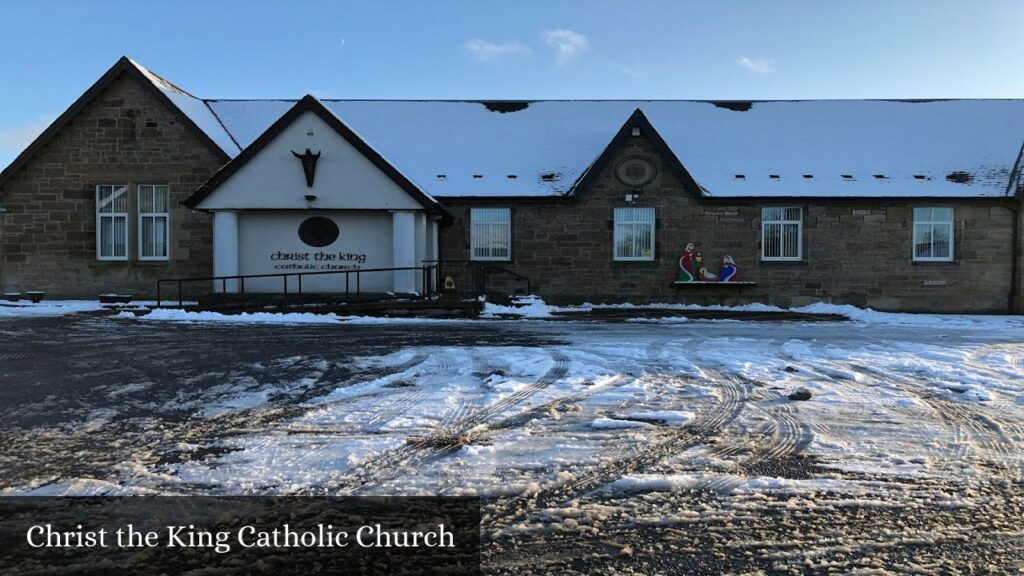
2,0,1023,167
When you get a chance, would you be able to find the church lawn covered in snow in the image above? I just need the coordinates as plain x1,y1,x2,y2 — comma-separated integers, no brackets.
1,310,1022,572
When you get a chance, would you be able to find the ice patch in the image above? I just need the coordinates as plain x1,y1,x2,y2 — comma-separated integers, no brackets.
591,417,654,430
625,410,695,425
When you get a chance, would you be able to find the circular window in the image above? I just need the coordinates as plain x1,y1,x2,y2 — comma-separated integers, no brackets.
614,155,657,187
298,216,339,247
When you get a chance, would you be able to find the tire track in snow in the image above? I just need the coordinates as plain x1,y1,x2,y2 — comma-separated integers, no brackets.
363,351,462,432
189,353,432,440
444,351,571,432
319,351,571,495
696,371,813,493
644,340,808,490
485,364,749,522
688,343,816,487
481,374,628,434
842,361,1023,479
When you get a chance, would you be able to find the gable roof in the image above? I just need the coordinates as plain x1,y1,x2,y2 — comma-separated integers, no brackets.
6,57,1024,200
204,98,1024,199
570,108,704,198
0,57,237,189
127,59,240,156
184,95,449,219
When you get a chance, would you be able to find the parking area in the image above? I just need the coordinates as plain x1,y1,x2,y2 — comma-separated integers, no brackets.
1,312,1023,573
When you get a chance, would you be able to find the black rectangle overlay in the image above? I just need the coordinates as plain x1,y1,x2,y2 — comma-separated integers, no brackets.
0,496,480,575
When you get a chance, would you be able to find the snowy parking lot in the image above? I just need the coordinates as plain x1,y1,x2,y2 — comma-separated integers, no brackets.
1,308,1023,573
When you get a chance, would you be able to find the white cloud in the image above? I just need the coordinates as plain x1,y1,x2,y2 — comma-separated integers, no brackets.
543,29,590,65
620,65,645,80
463,38,531,62
0,117,51,153
736,55,775,74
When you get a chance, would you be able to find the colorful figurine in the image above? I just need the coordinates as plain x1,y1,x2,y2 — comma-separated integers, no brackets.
698,267,718,281
677,243,696,282
718,255,738,282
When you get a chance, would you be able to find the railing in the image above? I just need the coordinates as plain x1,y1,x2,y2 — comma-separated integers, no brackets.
425,260,531,299
156,265,439,308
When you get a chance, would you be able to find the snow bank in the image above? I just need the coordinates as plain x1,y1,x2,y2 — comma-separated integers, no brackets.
0,300,104,318
113,298,1024,330
133,308,346,324
126,308,474,325
481,296,553,318
791,302,1024,328
575,301,785,313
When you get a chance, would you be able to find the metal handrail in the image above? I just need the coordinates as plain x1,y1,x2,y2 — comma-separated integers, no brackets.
423,260,532,297
156,265,439,308
481,265,531,296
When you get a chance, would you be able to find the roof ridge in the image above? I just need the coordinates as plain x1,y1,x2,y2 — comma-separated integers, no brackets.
126,58,201,99
202,97,1024,104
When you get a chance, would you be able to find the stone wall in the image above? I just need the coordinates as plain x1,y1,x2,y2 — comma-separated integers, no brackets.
0,71,222,299
438,130,1020,313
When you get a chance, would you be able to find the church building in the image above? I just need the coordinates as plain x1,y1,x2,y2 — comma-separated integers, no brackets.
1,57,1022,313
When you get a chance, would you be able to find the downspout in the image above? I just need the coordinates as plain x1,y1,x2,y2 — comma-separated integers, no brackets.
1004,140,1024,314
0,202,6,293
1009,203,1020,314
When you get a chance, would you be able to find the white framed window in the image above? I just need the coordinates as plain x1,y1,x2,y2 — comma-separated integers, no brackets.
913,207,954,261
138,185,170,261
470,207,511,261
761,207,803,261
613,207,655,261
96,184,129,261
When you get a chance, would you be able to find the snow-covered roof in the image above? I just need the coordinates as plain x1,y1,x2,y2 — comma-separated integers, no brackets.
202,99,1024,198
6,57,1021,200
128,60,241,157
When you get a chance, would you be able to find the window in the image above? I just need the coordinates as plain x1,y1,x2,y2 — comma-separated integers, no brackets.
913,207,954,261
138,185,170,260
470,208,511,261
298,216,340,247
96,185,129,261
613,207,655,261
761,207,802,261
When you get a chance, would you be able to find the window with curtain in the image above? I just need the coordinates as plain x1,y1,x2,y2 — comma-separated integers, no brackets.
761,207,802,261
96,185,129,261
613,207,655,261
913,207,954,261
138,185,170,260
470,208,511,261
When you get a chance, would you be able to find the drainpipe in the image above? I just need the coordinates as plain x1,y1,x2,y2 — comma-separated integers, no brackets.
0,204,6,293
1009,203,1020,314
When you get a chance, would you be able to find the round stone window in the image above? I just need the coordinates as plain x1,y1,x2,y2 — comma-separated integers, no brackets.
298,216,339,247
614,155,657,187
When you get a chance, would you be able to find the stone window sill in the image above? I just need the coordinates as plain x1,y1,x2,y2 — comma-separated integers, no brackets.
758,260,808,267
911,260,959,266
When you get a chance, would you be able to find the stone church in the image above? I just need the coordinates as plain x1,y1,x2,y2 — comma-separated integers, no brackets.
1,57,1022,313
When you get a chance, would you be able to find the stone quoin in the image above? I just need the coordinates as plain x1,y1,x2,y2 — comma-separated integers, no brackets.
1,56,1022,313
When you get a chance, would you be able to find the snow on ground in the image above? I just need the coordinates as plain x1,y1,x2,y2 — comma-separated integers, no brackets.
0,300,105,317
486,296,1024,329
8,315,1014,499
2,314,1021,570
124,319,1022,499
123,308,473,325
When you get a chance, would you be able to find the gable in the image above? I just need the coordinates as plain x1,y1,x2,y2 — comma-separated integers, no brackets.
0,57,232,190
192,109,427,211
571,109,703,199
